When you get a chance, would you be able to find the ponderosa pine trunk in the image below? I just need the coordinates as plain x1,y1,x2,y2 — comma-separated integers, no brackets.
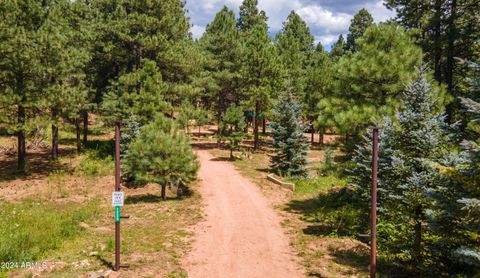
75,118,81,152
445,0,457,123
253,105,259,150
262,116,266,134
311,124,315,144
51,110,59,160
82,110,88,144
319,128,324,146
433,0,443,83
17,104,26,171
161,183,167,200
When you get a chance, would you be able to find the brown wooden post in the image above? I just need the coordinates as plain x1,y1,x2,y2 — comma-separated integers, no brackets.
370,127,378,278
114,121,121,271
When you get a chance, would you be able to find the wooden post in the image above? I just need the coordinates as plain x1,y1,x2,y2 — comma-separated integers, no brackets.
114,122,121,271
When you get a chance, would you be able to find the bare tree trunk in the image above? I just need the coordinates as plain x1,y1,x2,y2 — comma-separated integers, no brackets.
253,106,259,151
433,0,443,83
17,104,26,171
311,124,315,144
82,110,88,144
76,118,81,152
262,116,266,134
161,184,167,200
445,0,457,123
319,128,324,146
51,110,59,160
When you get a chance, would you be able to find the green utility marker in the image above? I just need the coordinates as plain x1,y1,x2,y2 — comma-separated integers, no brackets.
115,206,121,223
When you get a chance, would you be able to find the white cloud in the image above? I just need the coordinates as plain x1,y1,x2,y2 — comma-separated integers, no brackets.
315,34,341,46
185,0,396,48
191,25,206,39
296,5,351,33
365,1,396,23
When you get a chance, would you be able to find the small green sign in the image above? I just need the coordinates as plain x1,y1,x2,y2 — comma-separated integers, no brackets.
115,206,121,223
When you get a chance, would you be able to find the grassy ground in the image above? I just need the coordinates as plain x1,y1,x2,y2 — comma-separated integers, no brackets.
207,141,376,277
0,120,202,277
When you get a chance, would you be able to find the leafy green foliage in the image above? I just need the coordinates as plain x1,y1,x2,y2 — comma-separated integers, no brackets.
271,89,309,176
218,105,246,159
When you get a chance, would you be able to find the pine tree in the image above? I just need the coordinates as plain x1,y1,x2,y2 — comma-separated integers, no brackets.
320,23,425,137
194,109,210,136
200,6,243,124
0,0,68,169
270,88,309,177
304,43,332,144
124,115,199,200
349,67,454,270
237,0,268,31
428,61,480,275
276,11,314,100
346,8,374,52
177,101,196,134
218,105,247,159
102,59,170,125
386,0,480,122
39,0,91,160
239,1,283,151
330,34,346,60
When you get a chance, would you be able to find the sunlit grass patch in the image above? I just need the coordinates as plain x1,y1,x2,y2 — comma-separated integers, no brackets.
0,200,100,270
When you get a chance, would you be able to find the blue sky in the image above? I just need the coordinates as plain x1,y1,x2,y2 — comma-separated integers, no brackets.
185,0,396,50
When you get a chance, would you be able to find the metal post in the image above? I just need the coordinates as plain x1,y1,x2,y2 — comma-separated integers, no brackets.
114,122,121,271
370,127,378,278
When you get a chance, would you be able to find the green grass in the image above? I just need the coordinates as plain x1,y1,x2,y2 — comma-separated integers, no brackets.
289,175,348,196
0,200,100,269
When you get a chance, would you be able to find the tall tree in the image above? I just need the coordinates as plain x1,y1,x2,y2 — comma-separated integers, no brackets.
237,0,267,31
0,0,48,170
319,23,424,138
304,43,332,144
350,67,454,271
330,34,346,60
386,0,480,122
238,0,283,150
276,11,314,100
200,6,243,125
346,8,374,52
90,0,191,129
101,59,170,125
429,61,480,275
39,0,91,160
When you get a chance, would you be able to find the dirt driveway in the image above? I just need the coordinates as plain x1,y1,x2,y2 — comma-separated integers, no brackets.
183,150,303,278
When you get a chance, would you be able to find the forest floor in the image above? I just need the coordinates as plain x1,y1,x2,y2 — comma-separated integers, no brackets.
0,122,202,278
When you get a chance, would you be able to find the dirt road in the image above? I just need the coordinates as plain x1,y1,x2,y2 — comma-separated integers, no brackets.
183,150,303,278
